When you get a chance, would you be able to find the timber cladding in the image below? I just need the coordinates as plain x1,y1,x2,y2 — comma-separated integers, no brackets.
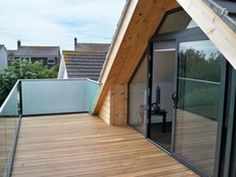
94,0,180,125
98,90,111,125
98,84,128,126
110,84,128,126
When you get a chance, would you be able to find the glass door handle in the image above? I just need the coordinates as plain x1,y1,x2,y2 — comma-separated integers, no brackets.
172,92,177,108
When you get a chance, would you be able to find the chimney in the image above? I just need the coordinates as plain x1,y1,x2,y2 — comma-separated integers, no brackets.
17,40,21,49
74,38,77,50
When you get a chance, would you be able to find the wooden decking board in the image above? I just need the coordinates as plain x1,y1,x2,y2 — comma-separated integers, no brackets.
12,114,198,177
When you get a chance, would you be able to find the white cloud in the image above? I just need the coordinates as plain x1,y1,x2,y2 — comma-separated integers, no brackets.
0,0,126,50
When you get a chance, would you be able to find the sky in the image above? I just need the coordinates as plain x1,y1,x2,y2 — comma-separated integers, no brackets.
0,0,126,50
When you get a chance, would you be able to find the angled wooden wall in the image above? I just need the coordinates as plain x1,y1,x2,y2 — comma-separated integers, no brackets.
96,0,180,125
98,90,111,125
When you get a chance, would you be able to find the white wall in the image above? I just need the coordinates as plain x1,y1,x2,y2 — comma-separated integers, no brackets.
152,51,175,122
152,82,174,122
0,47,8,70
57,55,68,79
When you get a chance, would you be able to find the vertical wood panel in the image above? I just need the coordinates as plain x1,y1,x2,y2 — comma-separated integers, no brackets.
98,91,111,125
110,84,128,126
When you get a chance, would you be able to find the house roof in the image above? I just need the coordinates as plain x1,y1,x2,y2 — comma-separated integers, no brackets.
0,45,7,51
63,51,106,81
204,0,236,32
75,43,110,53
8,46,60,56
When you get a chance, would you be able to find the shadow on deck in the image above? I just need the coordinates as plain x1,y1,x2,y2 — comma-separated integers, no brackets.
12,114,198,177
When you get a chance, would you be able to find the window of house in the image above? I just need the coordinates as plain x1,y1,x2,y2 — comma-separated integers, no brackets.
21,57,30,61
47,57,56,65
31,57,47,65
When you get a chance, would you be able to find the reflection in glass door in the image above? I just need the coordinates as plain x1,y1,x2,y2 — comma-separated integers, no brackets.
175,40,222,176
149,41,176,151
129,55,147,136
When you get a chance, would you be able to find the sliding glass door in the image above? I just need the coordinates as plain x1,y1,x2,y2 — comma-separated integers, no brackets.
174,40,222,176
145,9,236,176
148,41,176,151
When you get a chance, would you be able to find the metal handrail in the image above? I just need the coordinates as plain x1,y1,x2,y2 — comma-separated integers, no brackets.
177,77,220,85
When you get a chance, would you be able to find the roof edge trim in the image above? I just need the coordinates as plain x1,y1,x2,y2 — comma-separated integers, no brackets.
98,0,139,83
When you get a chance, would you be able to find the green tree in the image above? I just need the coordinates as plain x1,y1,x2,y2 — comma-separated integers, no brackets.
0,60,58,106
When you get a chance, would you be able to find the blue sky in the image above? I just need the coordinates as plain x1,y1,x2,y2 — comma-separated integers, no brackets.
0,0,126,50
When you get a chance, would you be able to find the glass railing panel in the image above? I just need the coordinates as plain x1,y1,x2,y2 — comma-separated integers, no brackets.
21,79,92,115
87,79,99,113
0,118,7,177
0,80,20,177
0,81,19,117
0,116,19,177
5,117,17,174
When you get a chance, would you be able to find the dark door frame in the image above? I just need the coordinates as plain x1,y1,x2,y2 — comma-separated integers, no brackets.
147,27,231,177
224,68,236,177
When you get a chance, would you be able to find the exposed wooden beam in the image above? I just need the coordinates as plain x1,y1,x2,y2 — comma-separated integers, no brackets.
93,0,139,114
100,0,139,84
177,0,236,69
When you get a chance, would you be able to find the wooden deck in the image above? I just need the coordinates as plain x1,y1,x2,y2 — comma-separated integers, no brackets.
12,114,198,177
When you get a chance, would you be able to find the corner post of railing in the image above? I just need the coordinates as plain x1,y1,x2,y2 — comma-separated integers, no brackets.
18,80,23,116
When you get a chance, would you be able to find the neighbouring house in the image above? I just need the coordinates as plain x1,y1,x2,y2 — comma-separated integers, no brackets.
8,40,61,68
0,45,8,70
61,38,110,80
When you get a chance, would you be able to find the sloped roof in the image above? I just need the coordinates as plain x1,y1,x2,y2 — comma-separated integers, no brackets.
0,45,6,51
63,51,106,81
215,0,236,15
75,43,110,53
8,46,60,56
204,0,236,32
